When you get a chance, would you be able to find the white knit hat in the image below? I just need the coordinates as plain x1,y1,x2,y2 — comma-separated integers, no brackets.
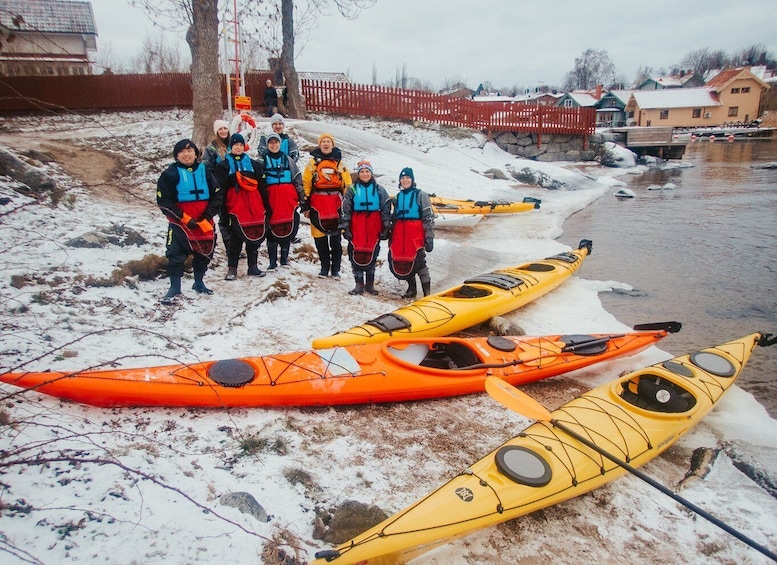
270,113,285,125
213,119,230,135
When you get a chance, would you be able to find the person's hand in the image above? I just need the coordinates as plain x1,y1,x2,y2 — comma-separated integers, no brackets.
197,218,213,233
186,217,199,230
424,238,434,252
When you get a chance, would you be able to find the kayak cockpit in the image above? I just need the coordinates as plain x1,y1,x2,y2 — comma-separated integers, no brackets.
619,374,698,413
387,341,482,370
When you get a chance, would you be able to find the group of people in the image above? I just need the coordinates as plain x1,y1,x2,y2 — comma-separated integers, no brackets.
156,116,435,305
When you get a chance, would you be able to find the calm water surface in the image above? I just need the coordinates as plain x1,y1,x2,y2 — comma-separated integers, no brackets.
562,137,777,417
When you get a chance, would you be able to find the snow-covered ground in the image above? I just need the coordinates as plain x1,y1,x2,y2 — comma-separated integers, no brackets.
1,111,776,564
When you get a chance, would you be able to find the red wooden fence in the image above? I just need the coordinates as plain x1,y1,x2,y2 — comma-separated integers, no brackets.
301,80,595,136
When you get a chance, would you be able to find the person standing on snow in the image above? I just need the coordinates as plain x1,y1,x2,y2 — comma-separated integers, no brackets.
262,133,304,269
263,79,279,117
258,114,299,162
340,160,391,295
156,139,222,305
388,167,435,299
302,133,352,279
204,119,233,254
214,133,269,280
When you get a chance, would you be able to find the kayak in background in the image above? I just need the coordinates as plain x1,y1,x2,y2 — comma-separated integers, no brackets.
431,195,541,215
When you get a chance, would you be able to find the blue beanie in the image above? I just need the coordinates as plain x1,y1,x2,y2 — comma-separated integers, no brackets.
229,133,246,147
399,167,414,181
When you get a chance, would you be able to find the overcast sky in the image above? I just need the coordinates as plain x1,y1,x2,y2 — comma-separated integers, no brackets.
94,0,777,89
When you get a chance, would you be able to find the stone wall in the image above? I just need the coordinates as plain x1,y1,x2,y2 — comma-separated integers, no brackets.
492,131,625,162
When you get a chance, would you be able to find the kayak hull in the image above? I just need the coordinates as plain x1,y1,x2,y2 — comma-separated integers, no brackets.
0,329,667,408
312,242,592,349
311,333,761,564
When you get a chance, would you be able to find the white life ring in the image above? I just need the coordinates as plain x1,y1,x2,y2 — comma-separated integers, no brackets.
229,113,257,150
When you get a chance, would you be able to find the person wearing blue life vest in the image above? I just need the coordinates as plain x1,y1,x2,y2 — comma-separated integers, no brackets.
214,133,270,281
340,160,391,295
262,133,304,269
258,114,299,162
388,167,435,299
156,139,223,305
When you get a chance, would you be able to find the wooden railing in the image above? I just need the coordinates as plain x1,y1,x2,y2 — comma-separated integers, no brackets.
301,80,595,136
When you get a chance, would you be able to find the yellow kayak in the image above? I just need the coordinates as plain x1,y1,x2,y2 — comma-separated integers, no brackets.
312,239,592,348
311,332,772,564
430,195,541,215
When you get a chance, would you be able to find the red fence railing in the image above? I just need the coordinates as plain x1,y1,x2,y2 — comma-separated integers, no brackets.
301,80,596,136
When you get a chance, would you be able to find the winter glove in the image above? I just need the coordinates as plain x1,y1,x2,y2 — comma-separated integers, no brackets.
380,225,391,240
424,238,434,252
341,228,352,241
197,218,214,233
185,216,199,230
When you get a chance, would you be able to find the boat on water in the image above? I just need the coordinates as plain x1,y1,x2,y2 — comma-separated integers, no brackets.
311,332,774,564
312,240,593,349
0,325,676,408
430,196,541,215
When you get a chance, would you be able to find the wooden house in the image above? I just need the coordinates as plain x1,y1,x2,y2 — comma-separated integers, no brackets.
594,89,634,127
636,72,705,90
0,0,97,76
626,67,769,127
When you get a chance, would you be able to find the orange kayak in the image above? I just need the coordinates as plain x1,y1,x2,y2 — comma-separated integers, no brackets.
0,324,677,408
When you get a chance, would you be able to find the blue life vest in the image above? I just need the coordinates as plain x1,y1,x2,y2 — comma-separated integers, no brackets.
227,154,255,175
175,164,210,202
352,182,381,212
395,188,421,220
263,153,292,184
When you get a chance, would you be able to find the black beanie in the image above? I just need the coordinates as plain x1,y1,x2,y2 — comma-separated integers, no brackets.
229,133,246,147
173,139,199,160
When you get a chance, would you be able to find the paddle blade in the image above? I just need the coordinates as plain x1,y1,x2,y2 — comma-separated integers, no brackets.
484,377,553,421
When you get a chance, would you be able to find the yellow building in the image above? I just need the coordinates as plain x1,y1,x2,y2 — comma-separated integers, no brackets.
625,67,769,127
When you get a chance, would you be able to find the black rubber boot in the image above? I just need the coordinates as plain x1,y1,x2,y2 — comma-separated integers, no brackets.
280,246,290,267
192,271,213,295
402,278,417,299
421,280,431,297
247,253,265,277
365,272,379,295
161,276,182,305
225,267,238,280
349,283,364,295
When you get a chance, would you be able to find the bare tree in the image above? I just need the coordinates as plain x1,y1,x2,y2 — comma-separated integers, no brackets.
731,44,776,69
440,75,470,93
131,33,186,73
131,0,222,150
679,47,730,77
562,49,616,91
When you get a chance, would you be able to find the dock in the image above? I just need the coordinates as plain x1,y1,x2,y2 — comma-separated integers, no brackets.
609,127,687,159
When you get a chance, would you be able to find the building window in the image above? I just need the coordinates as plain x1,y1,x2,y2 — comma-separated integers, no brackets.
731,87,740,94
692,108,702,118
728,107,739,117
742,87,750,93
563,99,573,108
659,110,669,119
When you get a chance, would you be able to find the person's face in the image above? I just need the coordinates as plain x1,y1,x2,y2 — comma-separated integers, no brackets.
217,126,229,139
266,80,272,87
231,143,245,156
177,147,197,166
399,175,413,189
358,168,373,182
319,138,334,153
271,121,284,133
268,139,281,153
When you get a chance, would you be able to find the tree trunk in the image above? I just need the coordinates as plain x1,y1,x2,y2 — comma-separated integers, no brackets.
280,0,306,119
187,0,222,151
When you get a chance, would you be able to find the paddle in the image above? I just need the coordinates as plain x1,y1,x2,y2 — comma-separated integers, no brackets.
484,377,777,562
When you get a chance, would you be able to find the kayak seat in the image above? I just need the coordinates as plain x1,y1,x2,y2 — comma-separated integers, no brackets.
452,285,491,298
419,342,480,370
620,375,697,412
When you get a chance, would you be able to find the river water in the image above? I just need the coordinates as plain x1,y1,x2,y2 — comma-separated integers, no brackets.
562,137,777,418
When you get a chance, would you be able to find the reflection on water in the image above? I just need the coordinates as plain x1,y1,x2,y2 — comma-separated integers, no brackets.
563,138,777,417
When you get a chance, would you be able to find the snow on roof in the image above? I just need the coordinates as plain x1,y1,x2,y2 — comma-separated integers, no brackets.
603,90,635,105
0,0,96,35
562,92,599,107
297,71,350,83
630,88,721,109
